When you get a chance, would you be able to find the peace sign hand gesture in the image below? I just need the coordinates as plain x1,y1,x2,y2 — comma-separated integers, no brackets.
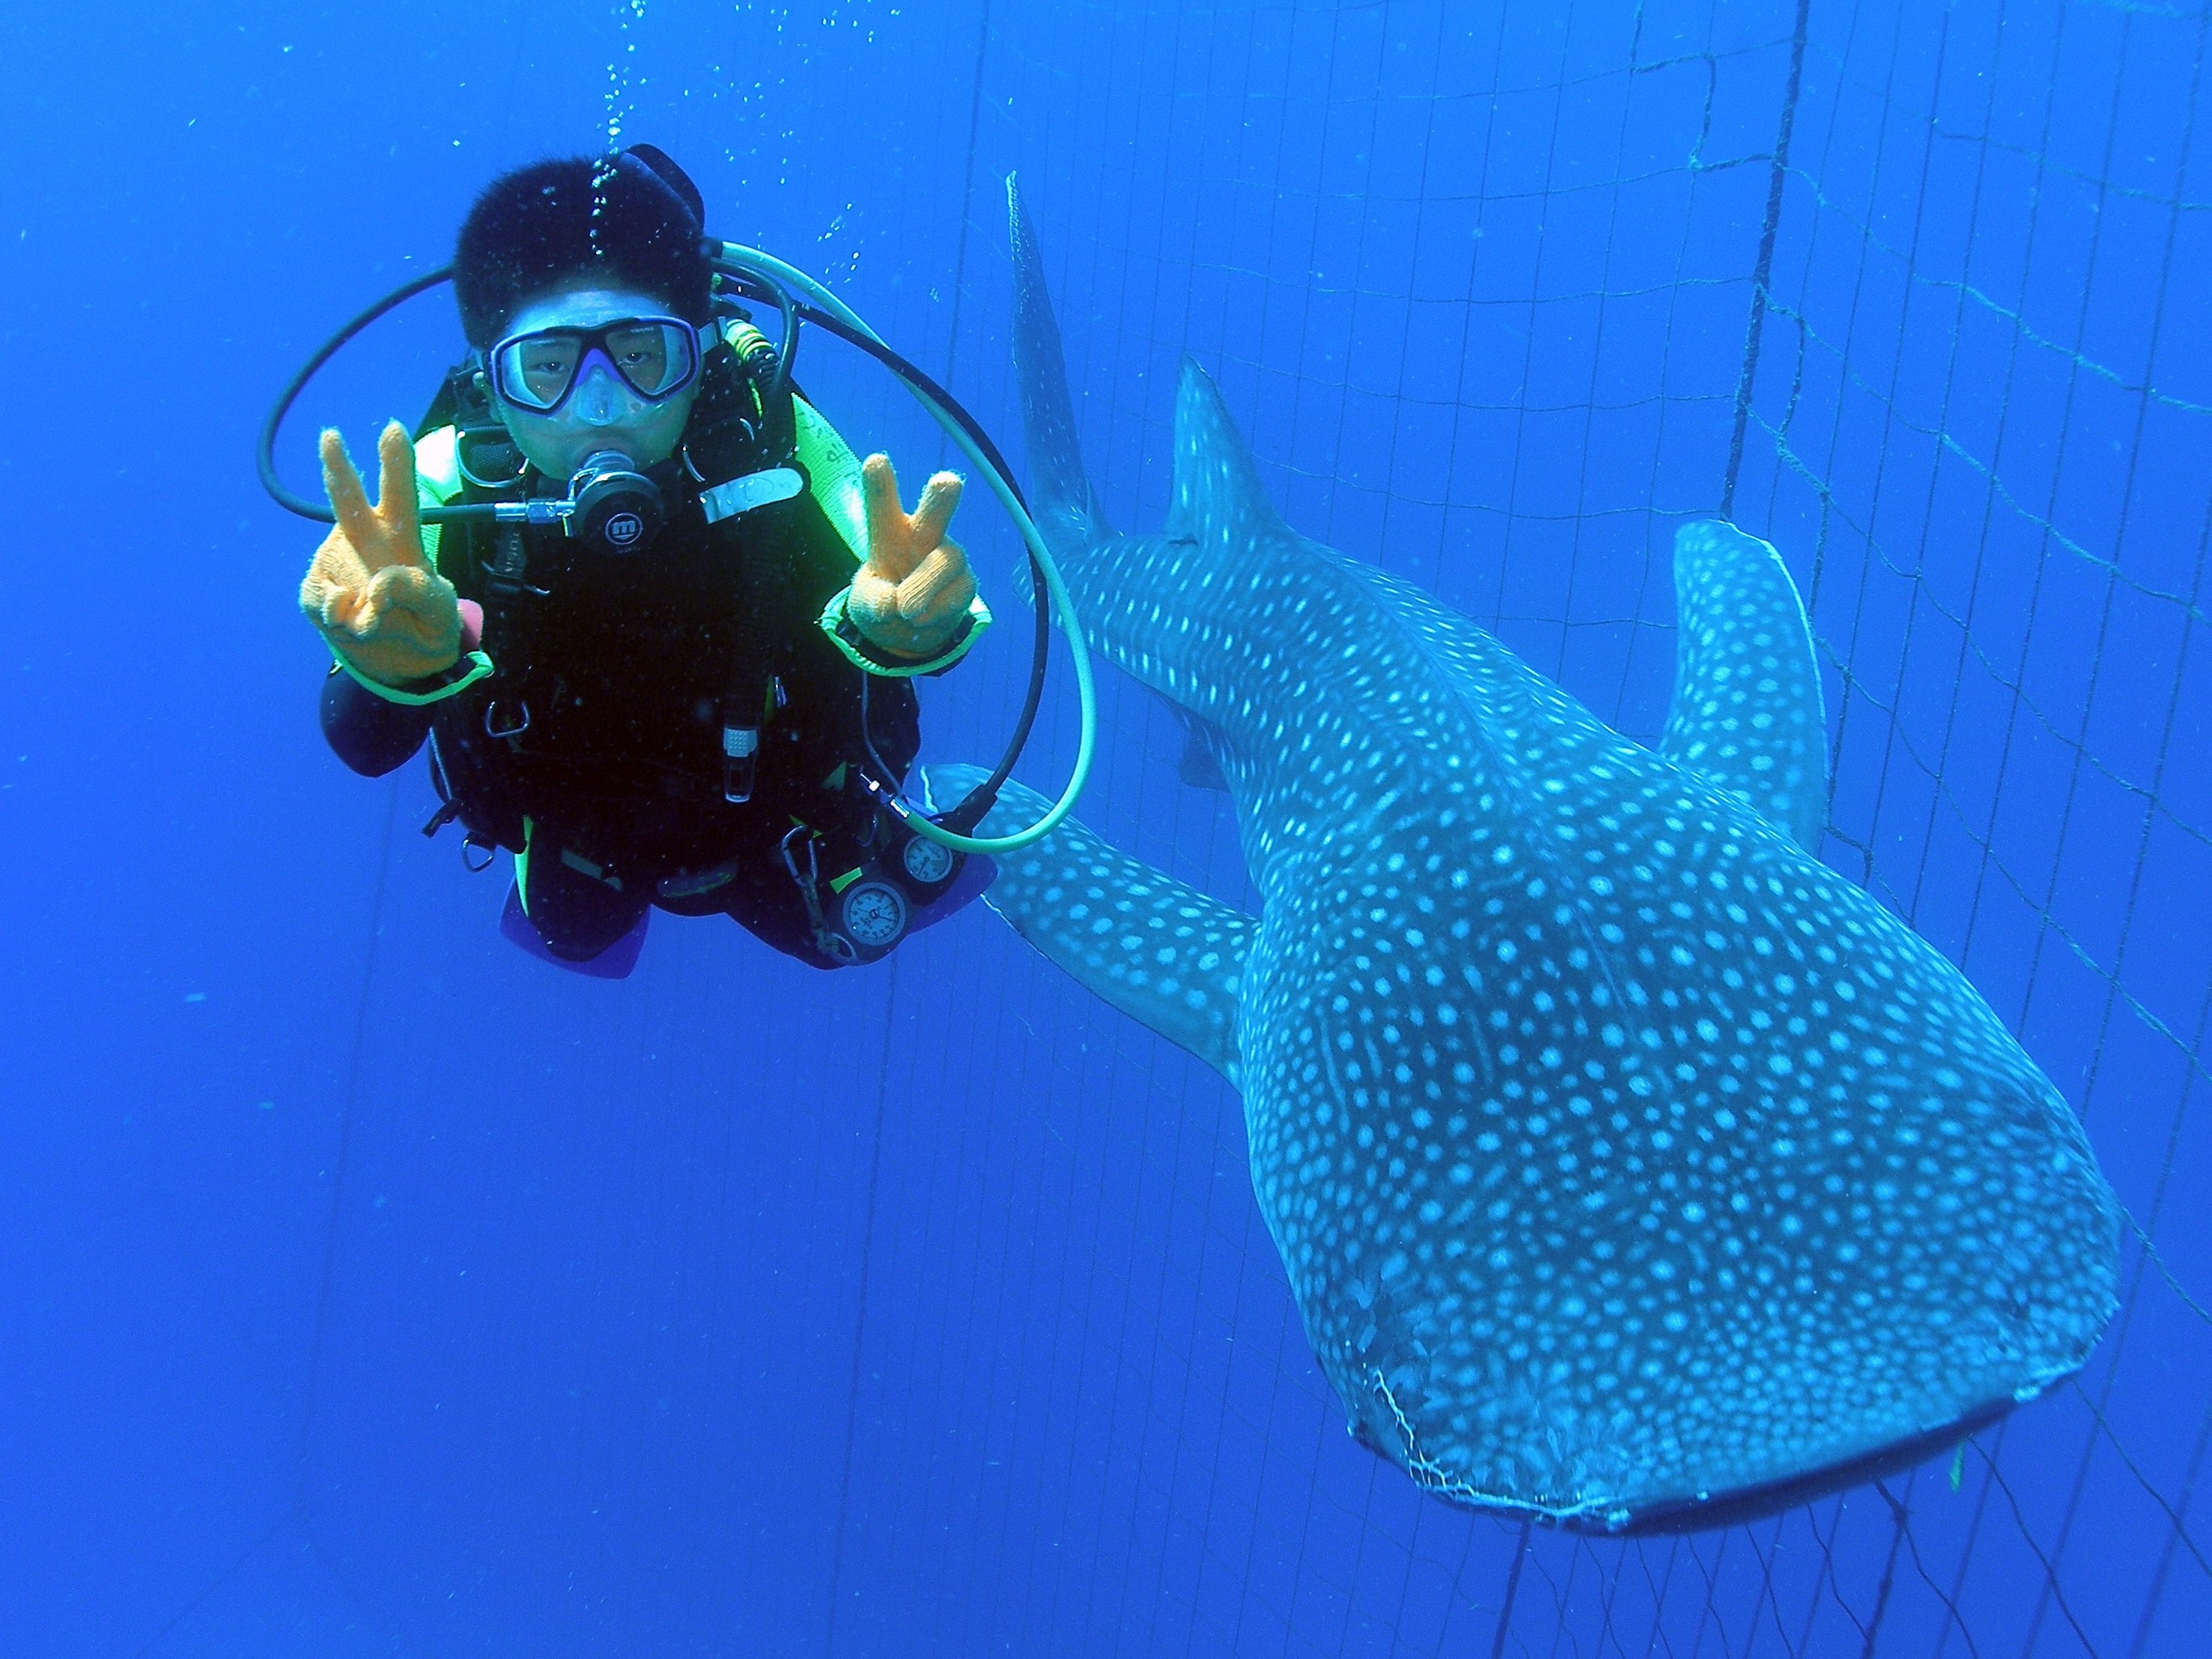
299,422,463,687
847,453,979,661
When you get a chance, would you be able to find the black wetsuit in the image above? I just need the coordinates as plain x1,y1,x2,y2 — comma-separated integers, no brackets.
320,456,939,970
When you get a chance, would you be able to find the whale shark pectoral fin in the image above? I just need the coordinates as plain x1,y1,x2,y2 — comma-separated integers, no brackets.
1168,700,1231,792
925,764,1251,1087
1659,521,1830,850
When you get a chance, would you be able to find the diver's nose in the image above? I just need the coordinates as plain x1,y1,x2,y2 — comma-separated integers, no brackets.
571,359,627,428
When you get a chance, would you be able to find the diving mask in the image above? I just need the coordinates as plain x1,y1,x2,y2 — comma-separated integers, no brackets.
486,315,703,420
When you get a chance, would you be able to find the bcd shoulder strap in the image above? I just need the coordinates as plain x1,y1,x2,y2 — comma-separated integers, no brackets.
684,336,807,803
422,365,536,737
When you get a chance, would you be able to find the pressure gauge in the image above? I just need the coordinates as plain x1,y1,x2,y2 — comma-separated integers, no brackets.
902,835,956,888
839,880,910,952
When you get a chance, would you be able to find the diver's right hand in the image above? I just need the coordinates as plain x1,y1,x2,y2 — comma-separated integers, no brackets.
299,422,462,687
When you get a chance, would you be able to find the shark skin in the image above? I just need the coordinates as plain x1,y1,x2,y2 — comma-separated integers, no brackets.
938,181,2120,1535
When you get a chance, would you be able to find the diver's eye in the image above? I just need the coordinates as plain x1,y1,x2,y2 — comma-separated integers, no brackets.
517,351,574,398
606,325,673,391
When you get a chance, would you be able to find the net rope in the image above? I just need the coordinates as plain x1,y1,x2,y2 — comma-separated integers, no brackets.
228,1,2211,1652
832,0,2212,1653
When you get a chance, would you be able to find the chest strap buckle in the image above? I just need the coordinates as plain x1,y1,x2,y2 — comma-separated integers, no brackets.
700,466,804,524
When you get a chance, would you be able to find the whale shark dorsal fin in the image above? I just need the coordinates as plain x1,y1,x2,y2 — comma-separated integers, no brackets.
1165,359,1293,556
925,764,1251,1086
1659,521,1830,849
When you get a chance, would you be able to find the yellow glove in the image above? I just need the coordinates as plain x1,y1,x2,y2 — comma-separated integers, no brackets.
847,453,979,661
299,422,462,687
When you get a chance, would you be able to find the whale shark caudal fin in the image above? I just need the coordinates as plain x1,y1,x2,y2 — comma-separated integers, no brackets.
1007,175,1114,558
925,764,1250,1086
1009,169,1289,571
1659,521,1830,850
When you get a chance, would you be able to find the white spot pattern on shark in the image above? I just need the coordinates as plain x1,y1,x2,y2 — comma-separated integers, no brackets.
929,181,2119,1535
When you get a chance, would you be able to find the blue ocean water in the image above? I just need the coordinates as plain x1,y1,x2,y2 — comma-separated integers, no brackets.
1,0,2206,1653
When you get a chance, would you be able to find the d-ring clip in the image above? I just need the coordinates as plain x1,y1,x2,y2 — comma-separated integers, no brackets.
484,699,531,740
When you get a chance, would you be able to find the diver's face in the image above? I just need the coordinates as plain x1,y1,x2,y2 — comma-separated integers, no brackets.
486,285,703,477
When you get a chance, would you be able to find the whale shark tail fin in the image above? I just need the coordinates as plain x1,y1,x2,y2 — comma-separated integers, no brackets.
1165,358,1295,559
1008,175,1116,557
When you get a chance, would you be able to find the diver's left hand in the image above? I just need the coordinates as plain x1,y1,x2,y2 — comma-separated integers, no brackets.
848,454,978,661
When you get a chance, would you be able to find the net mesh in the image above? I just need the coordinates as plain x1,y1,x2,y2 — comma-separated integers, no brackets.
819,0,2212,1653
241,1,2212,1653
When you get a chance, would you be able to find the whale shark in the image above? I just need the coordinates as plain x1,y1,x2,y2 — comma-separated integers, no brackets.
932,182,2119,1533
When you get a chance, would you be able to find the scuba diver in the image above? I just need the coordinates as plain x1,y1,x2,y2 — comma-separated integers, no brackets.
296,146,995,975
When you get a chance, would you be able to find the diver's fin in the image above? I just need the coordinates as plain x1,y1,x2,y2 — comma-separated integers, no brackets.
1008,175,1114,556
1170,701,1230,792
1659,521,1829,850
926,764,1251,1086
1164,359,1295,556
499,884,649,979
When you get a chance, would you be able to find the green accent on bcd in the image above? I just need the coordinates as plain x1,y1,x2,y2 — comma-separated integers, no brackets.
559,846,621,890
516,816,535,917
334,647,494,708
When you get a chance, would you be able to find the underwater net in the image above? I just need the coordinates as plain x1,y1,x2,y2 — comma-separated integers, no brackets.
269,1,2208,1654
800,1,2208,1653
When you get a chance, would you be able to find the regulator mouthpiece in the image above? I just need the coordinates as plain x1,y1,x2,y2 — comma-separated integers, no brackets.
567,451,663,554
